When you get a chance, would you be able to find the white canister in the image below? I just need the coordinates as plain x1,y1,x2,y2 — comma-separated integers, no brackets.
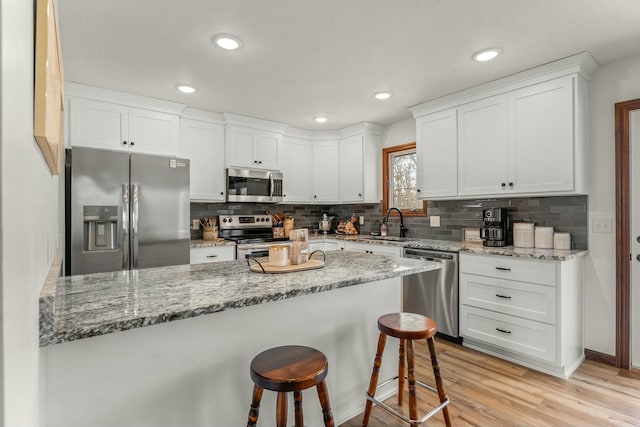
269,245,289,266
513,222,535,248
534,226,554,249
553,232,571,250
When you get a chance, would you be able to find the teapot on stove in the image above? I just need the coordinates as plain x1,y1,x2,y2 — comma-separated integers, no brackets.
319,213,334,234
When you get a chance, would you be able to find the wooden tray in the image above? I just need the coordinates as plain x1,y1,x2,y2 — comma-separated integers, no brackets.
248,259,325,274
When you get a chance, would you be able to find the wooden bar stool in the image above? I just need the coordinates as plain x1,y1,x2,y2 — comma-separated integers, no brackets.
247,345,335,427
362,312,451,426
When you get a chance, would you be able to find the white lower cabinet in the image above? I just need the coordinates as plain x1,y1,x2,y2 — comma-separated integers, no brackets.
190,246,236,264
308,240,345,253
459,253,584,378
343,241,402,257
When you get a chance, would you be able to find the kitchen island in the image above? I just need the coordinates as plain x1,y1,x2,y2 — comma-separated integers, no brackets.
40,251,438,427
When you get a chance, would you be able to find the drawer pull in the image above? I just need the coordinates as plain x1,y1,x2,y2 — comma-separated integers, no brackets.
495,267,511,271
206,255,218,258
495,294,512,299
496,327,512,334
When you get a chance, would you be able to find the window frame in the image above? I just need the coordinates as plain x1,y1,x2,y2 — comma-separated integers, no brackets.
382,142,427,217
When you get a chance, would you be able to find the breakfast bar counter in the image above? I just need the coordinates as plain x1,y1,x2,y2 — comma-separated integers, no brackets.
40,251,436,346
40,252,438,427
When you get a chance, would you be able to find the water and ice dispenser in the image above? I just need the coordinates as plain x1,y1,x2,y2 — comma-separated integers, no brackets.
83,206,118,251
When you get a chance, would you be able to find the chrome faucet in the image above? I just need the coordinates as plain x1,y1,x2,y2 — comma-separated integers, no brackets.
383,207,407,238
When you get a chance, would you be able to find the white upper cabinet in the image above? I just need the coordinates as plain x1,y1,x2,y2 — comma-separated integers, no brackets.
416,108,457,198
339,134,364,203
128,107,180,156
279,136,313,203
508,76,574,194
226,125,281,170
458,95,509,196
67,94,181,157
67,97,129,151
179,119,225,202
312,140,340,203
410,52,596,200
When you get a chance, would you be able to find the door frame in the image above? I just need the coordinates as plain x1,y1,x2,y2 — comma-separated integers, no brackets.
614,98,640,369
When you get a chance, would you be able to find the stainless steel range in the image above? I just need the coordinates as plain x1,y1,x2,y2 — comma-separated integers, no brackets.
219,214,291,259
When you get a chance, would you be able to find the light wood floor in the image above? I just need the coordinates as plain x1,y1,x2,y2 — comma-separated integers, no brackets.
340,338,640,427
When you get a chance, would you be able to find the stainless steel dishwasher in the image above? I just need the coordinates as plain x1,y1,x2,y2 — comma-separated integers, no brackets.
402,248,460,341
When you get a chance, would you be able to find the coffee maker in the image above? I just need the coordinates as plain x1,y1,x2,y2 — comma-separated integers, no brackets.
480,208,511,247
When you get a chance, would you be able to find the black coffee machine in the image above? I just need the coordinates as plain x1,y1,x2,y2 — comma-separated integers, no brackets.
480,208,511,247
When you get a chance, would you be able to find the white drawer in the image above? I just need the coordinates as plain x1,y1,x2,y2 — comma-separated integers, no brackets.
460,305,557,363
460,253,557,286
309,240,345,252
190,246,236,264
344,241,402,257
460,273,556,324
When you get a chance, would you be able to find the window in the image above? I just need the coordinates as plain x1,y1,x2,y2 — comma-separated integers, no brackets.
382,142,426,217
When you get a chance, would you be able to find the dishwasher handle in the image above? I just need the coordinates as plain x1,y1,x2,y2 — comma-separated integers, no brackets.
403,248,455,261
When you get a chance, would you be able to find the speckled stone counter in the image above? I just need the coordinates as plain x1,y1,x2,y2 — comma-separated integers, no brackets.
40,251,438,346
310,234,587,261
190,239,236,248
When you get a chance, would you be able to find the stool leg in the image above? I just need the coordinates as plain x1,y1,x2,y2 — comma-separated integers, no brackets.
362,332,387,427
294,390,304,427
427,337,451,427
276,392,287,427
246,384,263,427
406,339,418,422
398,338,406,406
316,380,335,427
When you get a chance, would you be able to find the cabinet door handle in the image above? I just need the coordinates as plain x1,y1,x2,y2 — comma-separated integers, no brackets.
220,192,224,195
417,189,421,193
496,294,512,299
314,195,317,199
496,267,511,271
123,140,128,145
206,255,218,258
130,141,135,146
496,328,512,334
501,182,506,187
508,182,514,187
358,193,362,197
258,160,262,164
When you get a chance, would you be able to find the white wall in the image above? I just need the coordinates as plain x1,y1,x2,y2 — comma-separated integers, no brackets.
585,52,640,355
1,0,61,426
381,117,415,147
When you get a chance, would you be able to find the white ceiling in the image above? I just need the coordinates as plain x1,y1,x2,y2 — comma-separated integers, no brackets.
57,0,640,130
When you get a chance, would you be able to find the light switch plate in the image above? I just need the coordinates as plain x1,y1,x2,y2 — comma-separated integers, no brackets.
430,216,441,227
592,217,612,233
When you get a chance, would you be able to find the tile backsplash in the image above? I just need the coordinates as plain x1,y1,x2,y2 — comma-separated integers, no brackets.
191,195,587,249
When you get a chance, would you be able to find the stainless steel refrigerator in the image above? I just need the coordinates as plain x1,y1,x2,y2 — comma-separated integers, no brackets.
65,147,190,275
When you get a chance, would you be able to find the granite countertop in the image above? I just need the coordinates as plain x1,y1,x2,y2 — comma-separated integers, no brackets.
40,251,438,347
190,239,237,248
309,234,587,261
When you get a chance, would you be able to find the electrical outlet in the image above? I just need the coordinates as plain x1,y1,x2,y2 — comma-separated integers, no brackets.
430,216,441,227
592,217,612,233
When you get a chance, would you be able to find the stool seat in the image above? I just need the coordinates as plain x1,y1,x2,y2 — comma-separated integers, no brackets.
250,345,329,392
378,312,437,340
247,345,335,427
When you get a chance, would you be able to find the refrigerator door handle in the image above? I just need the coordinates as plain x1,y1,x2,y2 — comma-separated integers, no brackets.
132,183,139,268
122,184,130,269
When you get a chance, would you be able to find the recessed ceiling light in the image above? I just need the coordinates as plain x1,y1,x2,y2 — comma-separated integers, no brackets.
473,48,502,62
212,34,242,50
176,84,197,94
314,116,328,124
373,91,392,100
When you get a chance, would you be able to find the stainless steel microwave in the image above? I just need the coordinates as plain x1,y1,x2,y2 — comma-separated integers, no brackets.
226,168,284,203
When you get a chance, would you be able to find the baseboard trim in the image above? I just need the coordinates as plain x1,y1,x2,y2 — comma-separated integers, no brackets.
584,348,616,366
